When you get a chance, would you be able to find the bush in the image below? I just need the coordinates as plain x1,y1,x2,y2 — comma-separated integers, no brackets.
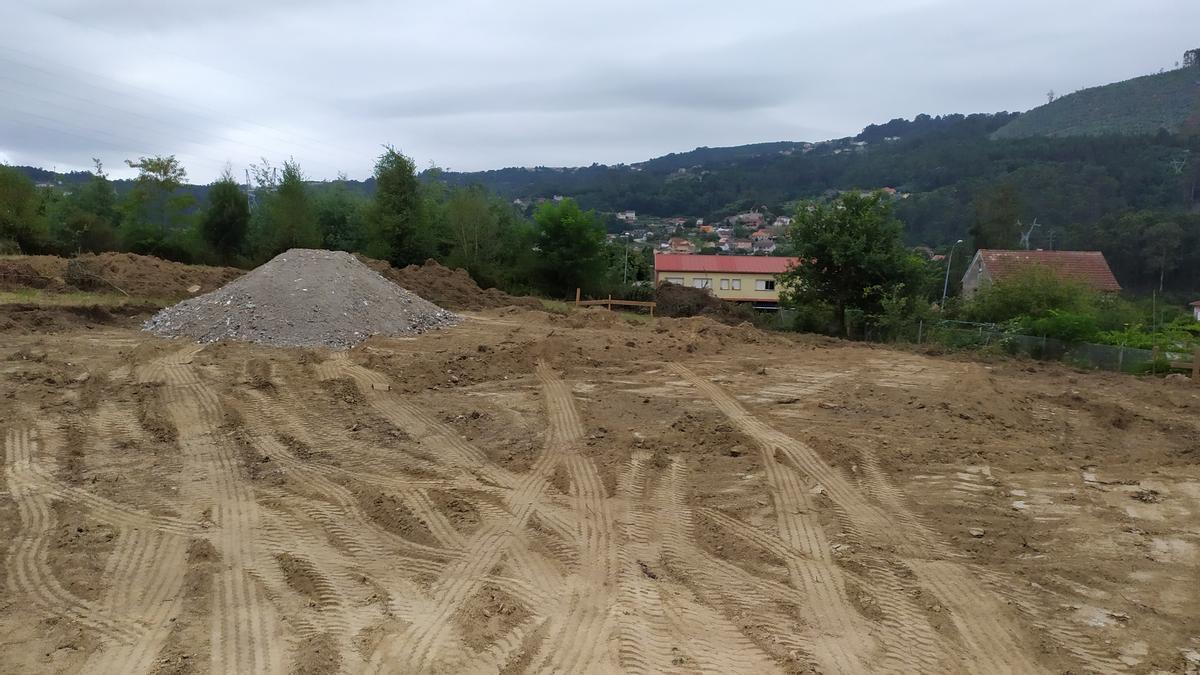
965,266,1094,323
1020,310,1100,343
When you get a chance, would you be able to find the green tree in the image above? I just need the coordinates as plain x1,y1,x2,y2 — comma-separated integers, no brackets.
364,146,429,265
1141,220,1183,293
444,184,499,275
969,182,1021,250
273,160,320,251
532,198,606,296
0,165,47,252
781,192,926,335
120,155,194,254
964,266,1094,323
200,170,251,261
314,176,366,252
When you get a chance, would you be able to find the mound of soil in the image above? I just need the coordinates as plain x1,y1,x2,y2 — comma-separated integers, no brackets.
357,257,540,311
655,281,758,325
142,249,458,349
0,253,242,299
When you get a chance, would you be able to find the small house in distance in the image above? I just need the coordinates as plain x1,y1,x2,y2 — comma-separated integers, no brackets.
961,249,1121,297
1191,300,1200,322
654,254,798,308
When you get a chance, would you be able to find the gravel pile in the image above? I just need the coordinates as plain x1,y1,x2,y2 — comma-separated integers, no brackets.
143,249,458,349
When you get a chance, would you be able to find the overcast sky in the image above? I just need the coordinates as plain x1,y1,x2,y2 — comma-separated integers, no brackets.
1,0,1196,182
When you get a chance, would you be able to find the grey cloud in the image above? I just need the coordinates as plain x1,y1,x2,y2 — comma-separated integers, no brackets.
1,0,1198,180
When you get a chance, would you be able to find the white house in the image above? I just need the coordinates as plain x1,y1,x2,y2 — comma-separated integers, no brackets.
1191,300,1200,322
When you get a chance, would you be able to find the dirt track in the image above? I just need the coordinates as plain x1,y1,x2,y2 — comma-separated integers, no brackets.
1,307,1198,673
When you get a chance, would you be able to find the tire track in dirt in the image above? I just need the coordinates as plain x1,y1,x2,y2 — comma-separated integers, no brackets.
19,465,197,536
616,451,781,674
143,346,286,674
84,528,187,674
700,506,957,673
524,362,622,674
654,457,810,672
666,367,877,672
3,427,145,644
319,353,523,491
669,363,1046,673
360,360,568,673
236,390,460,565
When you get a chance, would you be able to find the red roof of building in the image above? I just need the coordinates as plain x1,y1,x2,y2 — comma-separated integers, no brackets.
977,249,1121,292
654,254,798,274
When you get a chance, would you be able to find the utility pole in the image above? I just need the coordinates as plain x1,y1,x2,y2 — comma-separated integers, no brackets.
941,239,964,308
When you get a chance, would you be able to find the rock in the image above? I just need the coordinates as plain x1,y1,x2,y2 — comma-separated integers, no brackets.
371,383,390,391
71,372,91,383
727,445,746,458
1011,500,1028,511
968,528,986,538
1165,373,1190,383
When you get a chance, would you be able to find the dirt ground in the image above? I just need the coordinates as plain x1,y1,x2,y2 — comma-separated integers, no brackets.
1,304,1198,674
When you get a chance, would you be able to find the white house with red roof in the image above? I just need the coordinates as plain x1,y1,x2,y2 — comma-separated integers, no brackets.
654,254,798,306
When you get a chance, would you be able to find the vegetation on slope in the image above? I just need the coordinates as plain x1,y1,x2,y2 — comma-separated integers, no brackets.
993,66,1200,140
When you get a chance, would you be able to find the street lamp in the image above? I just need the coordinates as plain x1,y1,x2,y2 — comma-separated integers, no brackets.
941,239,964,308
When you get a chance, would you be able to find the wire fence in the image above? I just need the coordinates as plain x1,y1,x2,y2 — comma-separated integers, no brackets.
806,315,1196,376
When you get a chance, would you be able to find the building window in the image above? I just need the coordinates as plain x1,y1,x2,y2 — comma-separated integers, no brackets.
755,279,776,291
731,279,742,290
666,277,684,285
693,278,712,289
719,278,730,290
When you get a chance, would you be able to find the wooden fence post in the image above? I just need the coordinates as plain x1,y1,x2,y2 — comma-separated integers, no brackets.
575,288,581,307
1193,347,1199,382
607,294,613,311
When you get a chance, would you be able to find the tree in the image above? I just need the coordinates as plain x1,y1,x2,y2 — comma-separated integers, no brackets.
444,184,498,275
0,165,46,252
364,146,429,266
200,170,251,261
1141,220,1183,293
1184,48,1200,69
268,160,320,253
314,176,366,252
532,198,606,296
780,192,926,335
120,155,194,253
969,182,1021,250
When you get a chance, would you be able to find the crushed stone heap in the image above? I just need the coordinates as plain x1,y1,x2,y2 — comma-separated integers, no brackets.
143,249,458,349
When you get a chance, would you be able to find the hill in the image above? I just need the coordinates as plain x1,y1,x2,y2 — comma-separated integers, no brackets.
993,66,1200,140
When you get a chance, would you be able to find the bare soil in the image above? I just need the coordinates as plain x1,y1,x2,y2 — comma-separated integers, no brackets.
1,302,1198,673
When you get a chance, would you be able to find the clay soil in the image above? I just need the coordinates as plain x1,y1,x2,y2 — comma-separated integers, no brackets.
1,304,1198,673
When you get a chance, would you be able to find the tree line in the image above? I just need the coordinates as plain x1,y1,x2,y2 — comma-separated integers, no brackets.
0,148,655,299
437,114,1200,297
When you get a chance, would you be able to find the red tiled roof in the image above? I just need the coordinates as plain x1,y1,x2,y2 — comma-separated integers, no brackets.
654,254,798,274
1190,300,1200,307
977,249,1121,292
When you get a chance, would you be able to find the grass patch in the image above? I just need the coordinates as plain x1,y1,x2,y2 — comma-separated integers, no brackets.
0,289,172,307
540,299,572,315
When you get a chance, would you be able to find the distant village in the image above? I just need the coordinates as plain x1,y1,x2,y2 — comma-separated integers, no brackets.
511,185,911,258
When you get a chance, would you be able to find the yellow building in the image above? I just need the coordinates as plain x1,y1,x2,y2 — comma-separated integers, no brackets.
654,254,798,306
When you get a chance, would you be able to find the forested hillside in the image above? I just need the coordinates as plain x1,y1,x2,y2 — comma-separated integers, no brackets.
993,65,1200,140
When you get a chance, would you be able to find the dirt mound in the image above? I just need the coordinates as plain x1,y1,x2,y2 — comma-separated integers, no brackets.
143,249,458,349
0,253,242,299
356,256,540,311
655,281,758,325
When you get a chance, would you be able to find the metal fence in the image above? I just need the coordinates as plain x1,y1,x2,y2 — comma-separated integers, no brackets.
849,319,1185,374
